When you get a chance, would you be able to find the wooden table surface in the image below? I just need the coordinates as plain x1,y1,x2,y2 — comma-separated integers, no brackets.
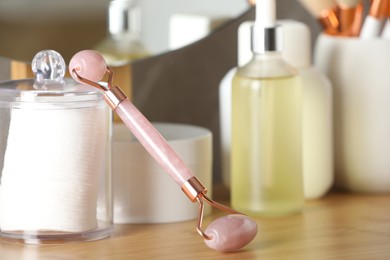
1,191,390,260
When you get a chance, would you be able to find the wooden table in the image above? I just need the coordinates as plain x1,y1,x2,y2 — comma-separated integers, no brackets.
1,191,390,259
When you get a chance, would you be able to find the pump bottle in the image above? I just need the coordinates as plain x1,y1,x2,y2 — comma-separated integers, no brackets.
231,0,304,216
95,0,149,66
221,20,333,200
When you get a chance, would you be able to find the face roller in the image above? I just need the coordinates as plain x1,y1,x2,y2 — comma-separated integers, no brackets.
69,50,258,253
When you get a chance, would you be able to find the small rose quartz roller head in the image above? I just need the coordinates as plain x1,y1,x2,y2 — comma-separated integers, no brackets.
69,50,258,252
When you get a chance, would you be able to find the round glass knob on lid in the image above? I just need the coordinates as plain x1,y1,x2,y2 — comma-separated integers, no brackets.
32,50,66,82
31,50,66,90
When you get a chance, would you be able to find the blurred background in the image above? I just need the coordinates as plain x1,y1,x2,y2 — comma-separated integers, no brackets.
0,0,320,60
0,0,321,184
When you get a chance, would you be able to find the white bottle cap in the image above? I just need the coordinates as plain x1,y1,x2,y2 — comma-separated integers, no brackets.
108,0,141,36
238,19,311,69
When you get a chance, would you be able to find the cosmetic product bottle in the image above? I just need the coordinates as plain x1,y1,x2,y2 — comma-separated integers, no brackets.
169,13,230,50
279,21,333,200
220,19,333,199
230,0,304,216
297,56,334,200
219,67,237,189
95,0,149,103
95,0,149,66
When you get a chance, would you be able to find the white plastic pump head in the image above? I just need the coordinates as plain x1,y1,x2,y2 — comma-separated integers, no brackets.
252,0,283,53
255,0,276,28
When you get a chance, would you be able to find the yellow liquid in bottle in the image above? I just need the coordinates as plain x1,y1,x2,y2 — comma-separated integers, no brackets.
231,74,303,216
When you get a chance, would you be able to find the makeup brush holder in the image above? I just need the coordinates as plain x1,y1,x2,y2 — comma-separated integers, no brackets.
314,34,390,193
0,50,113,243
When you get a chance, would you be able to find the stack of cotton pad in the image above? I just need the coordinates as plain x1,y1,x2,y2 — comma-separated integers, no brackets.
0,106,107,232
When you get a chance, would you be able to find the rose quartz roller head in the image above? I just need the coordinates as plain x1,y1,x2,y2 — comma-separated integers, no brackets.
69,50,258,252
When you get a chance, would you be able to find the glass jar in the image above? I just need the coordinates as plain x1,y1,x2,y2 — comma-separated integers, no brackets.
0,50,112,243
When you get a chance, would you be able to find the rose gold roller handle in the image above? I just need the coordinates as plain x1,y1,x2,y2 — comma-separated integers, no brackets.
69,50,204,200
69,50,258,253
114,97,201,193
109,92,248,243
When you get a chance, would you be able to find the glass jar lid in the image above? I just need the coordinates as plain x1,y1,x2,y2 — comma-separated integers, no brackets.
0,50,103,106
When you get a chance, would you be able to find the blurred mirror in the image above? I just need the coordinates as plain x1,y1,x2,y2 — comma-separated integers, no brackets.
0,0,249,62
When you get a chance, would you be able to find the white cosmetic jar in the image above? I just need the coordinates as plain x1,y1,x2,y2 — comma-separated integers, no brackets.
112,122,212,223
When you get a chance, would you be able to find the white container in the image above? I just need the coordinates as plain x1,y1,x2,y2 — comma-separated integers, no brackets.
0,51,112,243
314,34,390,192
112,122,212,223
